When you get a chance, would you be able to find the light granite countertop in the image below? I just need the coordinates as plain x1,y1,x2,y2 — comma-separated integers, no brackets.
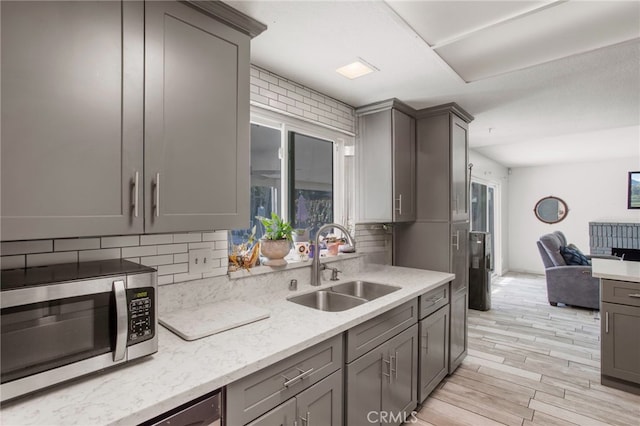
0,264,453,426
592,258,640,283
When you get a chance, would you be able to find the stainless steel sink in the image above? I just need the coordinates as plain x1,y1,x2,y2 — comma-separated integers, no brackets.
288,281,400,312
330,281,400,301
288,290,366,312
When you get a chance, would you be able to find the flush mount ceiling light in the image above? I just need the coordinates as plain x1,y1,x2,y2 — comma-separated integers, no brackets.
336,59,377,80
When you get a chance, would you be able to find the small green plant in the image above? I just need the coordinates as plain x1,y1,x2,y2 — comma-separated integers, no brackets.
257,212,293,241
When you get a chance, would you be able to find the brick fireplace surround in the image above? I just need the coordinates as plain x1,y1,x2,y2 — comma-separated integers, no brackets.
589,222,640,256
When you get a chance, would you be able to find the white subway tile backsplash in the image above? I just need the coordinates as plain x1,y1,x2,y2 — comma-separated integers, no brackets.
54,238,100,252
122,245,157,258
278,95,296,107
173,253,189,263
27,251,78,267
79,248,121,262
278,80,296,92
295,101,311,112
214,241,228,250
295,86,311,98
140,254,174,267
157,263,188,276
303,111,319,121
124,257,141,264
203,267,228,278
269,83,287,96
140,234,173,246
251,94,270,105
287,91,303,102
268,99,289,111
1,255,25,270
188,242,216,250
157,243,188,255
2,240,52,256
173,233,202,244
158,275,174,286
259,87,278,100
259,71,278,84
202,231,227,241
250,75,268,89
286,105,304,116
212,249,228,259
101,235,139,248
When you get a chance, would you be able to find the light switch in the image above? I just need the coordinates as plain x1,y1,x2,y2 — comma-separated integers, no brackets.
189,248,214,274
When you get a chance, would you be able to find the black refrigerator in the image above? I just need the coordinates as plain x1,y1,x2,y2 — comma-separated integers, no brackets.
469,231,492,311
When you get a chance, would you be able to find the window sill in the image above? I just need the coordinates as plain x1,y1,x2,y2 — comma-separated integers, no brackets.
228,252,361,280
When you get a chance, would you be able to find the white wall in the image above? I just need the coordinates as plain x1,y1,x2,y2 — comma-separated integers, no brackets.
469,150,510,275
508,157,640,274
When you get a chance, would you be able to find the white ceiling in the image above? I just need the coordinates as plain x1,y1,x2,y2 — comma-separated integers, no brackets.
226,0,640,168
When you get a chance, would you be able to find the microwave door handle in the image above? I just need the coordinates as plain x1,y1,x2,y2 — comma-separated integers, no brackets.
113,280,127,362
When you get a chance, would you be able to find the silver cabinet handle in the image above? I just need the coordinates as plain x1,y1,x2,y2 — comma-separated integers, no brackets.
428,296,444,305
395,194,403,215
113,280,127,362
132,171,139,218
605,311,609,334
422,332,429,352
393,351,399,380
281,367,314,387
300,412,310,426
628,293,640,298
452,231,460,250
382,357,391,382
389,354,396,381
154,172,160,217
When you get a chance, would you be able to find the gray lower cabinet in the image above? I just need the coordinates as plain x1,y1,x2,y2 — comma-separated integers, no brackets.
1,0,261,240
601,279,640,393
247,370,342,426
449,290,468,373
346,324,418,426
227,335,343,426
418,305,449,402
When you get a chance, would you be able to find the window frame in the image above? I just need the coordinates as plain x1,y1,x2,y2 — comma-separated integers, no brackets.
250,107,350,229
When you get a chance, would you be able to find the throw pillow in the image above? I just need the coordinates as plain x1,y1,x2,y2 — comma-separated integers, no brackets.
560,245,591,266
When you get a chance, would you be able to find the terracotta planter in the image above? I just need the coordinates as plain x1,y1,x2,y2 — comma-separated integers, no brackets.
260,239,291,266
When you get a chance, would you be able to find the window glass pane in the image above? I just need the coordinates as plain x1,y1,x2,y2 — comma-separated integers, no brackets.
229,124,281,246
289,132,333,240
471,181,487,232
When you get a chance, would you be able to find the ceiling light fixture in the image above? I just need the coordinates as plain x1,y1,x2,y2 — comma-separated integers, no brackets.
336,59,377,80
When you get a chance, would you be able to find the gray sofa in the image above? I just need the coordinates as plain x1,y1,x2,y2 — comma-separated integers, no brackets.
536,231,600,310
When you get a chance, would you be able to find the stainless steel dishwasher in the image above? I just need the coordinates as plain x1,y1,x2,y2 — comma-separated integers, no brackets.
142,389,222,426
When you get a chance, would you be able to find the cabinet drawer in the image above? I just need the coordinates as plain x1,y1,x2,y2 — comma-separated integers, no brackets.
601,279,640,307
419,284,449,319
226,335,342,426
346,299,418,363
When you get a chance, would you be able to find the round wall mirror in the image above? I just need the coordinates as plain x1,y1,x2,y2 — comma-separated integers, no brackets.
534,196,569,224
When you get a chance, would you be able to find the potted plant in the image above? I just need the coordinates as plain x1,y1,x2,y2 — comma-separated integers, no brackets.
257,212,293,266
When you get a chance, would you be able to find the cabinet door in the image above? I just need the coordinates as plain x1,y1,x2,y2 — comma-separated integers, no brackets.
145,1,250,233
357,110,393,222
346,345,385,425
296,370,343,426
451,222,469,295
392,110,415,223
602,302,640,384
382,324,418,425
1,1,144,240
450,114,469,222
449,290,468,373
419,305,449,402
247,399,297,426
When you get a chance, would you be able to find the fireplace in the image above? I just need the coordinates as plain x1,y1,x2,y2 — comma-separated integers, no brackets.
589,222,640,259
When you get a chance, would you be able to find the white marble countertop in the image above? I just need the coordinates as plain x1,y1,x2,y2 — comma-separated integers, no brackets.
0,265,453,426
592,258,640,283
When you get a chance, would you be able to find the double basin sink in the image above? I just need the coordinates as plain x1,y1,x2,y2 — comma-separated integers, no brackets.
288,280,400,312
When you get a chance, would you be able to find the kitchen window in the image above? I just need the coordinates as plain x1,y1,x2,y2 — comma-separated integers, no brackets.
229,109,350,250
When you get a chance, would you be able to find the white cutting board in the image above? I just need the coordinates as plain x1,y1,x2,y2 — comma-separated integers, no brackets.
159,300,270,341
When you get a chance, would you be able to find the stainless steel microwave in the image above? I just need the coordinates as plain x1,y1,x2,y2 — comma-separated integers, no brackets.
1,259,158,402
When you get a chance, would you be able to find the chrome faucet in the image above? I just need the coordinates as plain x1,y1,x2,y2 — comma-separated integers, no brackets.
311,223,356,286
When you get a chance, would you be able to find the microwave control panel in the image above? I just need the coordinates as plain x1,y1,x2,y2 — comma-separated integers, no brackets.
126,288,155,344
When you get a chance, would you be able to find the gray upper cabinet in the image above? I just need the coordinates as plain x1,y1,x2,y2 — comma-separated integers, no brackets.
144,1,250,233
356,99,416,223
414,103,473,223
1,0,265,240
1,1,144,240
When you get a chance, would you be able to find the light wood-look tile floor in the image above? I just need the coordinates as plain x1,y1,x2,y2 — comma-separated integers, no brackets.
411,272,640,426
